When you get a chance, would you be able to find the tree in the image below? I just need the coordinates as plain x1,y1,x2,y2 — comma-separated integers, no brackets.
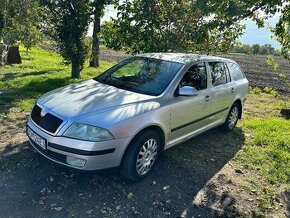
89,0,106,68
42,0,91,78
260,45,270,55
0,0,43,53
273,4,290,59
102,0,289,54
0,0,4,39
253,44,261,55
89,1,118,68
102,0,245,54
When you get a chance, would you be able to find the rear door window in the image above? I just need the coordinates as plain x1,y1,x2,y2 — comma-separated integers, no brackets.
208,62,230,86
227,62,245,81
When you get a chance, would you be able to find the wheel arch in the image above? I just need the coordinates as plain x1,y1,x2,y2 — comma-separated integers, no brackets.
233,99,242,119
120,125,166,167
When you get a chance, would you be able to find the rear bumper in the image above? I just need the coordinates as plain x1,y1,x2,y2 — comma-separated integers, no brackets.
26,119,131,171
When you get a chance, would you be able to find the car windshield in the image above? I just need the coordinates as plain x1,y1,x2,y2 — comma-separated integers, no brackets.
94,57,184,96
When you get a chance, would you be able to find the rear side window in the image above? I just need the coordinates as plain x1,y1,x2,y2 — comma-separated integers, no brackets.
227,62,245,81
208,62,230,86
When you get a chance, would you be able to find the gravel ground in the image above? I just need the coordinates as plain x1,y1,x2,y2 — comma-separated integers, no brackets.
0,121,248,217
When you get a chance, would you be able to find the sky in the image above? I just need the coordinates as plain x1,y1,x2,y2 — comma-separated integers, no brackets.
99,5,282,48
239,17,281,48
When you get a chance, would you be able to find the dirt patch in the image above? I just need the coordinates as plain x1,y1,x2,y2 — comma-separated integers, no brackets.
221,54,290,95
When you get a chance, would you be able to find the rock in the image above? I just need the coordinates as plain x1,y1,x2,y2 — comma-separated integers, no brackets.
87,209,93,214
0,44,8,66
281,108,290,120
54,207,63,211
7,45,22,64
127,192,133,199
235,169,244,174
163,186,170,191
49,176,55,182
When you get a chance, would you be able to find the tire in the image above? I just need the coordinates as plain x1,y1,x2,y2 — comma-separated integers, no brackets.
221,103,240,132
121,130,160,182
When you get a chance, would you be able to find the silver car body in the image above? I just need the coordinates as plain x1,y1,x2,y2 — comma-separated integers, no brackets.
26,53,248,170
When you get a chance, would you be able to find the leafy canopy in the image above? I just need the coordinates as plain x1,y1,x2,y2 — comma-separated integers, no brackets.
102,0,286,54
0,0,43,52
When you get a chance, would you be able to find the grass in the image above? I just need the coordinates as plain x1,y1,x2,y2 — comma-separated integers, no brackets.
0,46,114,121
0,47,289,216
236,92,290,215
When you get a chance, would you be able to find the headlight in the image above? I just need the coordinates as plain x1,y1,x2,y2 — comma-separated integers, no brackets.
63,123,114,142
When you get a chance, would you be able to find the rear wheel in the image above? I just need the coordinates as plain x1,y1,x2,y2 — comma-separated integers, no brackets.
121,130,160,182
221,103,240,132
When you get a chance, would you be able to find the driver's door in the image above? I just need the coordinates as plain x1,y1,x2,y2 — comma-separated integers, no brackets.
168,62,211,147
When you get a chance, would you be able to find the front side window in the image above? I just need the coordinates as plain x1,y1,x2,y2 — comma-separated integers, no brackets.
179,62,207,90
95,57,184,96
227,62,245,81
208,62,230,86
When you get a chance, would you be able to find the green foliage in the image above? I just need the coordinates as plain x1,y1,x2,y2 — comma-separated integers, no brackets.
252,44,261,55
0,0,43,52
262,86,279,97
42,0,91,78
102,0,245,54
230,43,277,56
102,0,288,54
274,4,290,59
267,56,290,92
249,87,262,95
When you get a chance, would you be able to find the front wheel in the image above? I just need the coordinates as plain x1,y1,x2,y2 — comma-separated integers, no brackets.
121,130,160,182
221,103,240,132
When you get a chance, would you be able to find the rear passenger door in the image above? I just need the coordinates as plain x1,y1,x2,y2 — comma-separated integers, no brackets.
206,61,235,123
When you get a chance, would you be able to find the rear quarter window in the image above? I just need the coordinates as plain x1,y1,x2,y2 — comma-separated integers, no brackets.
227,62,245,81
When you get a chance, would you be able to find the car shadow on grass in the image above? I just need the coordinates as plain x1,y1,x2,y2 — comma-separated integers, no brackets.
0,127,245,217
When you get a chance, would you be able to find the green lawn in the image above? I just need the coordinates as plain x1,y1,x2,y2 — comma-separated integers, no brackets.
0,46,114,115
0,47,289,216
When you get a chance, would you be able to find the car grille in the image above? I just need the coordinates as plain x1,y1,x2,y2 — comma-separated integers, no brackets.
30,104,63,134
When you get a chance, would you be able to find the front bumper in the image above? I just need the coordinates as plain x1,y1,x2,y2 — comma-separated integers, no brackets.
27,119,131,171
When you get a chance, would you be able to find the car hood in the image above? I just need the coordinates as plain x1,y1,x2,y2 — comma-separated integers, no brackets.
37,79,157,119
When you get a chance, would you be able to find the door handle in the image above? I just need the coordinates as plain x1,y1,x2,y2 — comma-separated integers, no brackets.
231,87,235,93
205,95,211,101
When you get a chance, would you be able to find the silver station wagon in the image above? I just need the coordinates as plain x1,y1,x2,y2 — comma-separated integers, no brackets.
26,53,248,181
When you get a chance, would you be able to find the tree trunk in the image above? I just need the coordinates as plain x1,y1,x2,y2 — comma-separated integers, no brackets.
71,61,80,79
89,8,101,68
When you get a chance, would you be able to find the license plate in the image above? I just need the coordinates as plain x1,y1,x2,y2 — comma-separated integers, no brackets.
27,127,47,150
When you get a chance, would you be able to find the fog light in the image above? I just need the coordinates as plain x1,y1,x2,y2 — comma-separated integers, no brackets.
66,156,86,167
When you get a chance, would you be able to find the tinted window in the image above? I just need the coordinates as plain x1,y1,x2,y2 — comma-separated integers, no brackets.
208,62,230,86
95,57,184,96
180,63,207,90
227,62,245,81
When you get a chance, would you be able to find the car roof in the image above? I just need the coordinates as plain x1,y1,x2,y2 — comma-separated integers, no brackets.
136,53,236,65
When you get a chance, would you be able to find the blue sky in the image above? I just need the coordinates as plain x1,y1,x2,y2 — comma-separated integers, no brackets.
239,17,281,48
101,5,281,48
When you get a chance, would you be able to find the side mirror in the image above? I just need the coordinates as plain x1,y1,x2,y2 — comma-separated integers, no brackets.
178,86,198,96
